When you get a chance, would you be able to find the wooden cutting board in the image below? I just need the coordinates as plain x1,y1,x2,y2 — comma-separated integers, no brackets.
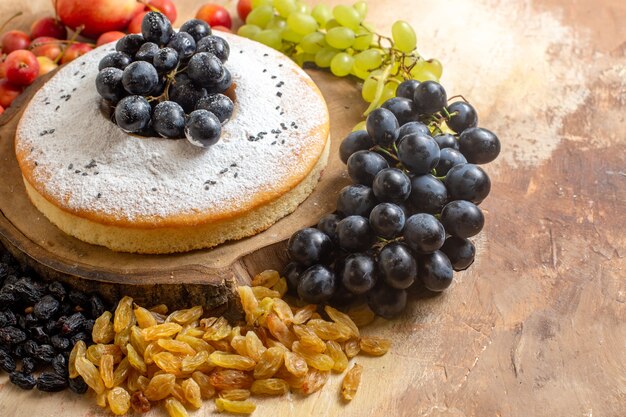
1,0,625,416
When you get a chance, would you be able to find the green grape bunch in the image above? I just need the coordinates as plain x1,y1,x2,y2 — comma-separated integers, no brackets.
238,0,444,128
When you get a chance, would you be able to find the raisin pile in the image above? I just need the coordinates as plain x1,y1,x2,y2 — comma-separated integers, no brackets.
0,242,110,393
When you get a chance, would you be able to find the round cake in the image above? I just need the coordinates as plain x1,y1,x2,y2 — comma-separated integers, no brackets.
15,32,330,254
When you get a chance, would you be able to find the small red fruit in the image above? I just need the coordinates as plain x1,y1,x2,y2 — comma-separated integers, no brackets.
30,37,63,61
5,50,40,86
128,11,148,34
0,105,4,116
37,56,59,76
196,4,233,29
30,17,68,40
237,0,252,22
61,43,94,64
212,26,232,33
0,60,6,79
146,0,178,24
96,31,126,46
1,31,31,54
0,79,23,108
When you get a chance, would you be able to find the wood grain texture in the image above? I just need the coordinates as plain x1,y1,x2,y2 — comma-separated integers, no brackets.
1,0,625,416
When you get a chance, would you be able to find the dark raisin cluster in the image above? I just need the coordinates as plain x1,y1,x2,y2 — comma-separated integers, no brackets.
0,243,109,393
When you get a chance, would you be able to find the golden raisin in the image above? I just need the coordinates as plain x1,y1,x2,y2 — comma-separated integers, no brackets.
299,369,330,395
343,339,361,358
126,343,147,373
130,391,151,413
100,354,115,388
149,304,168,315
164,397,189,417
130,326,149,355
251,378,289,395
292,305,317,325
170,382,186,404
215,398,256,414
237,286,262,325
283,351,308,378
209,351,256,371
143,373,175,401
75,355,105,394
219,389,251,401
86,344,122,366
143,342,164,365
167,306,203,325
176,334,213,353
251,286,281,300
68,340,86,379
142,323,183,340
266,312,297,348
92,311,115,344
152,352,182,374
274,367,306,389
346,303,376,327
111,357,130,387
292,341,334,371
113,296,134,333
293,324,326,353
307,319,351,341
251,269,280,288
181,351,210,373
359,337,391,356
114,327,131,354
341,363,363,401
157,338,196,356
271,277,288,297
230,335,248,357
107,386,131,415
253,346,284,379
324,305,360,338
134,305,158,329
209,369,254,390
326,341,349,373
182,378,203,409
244,331,266,362
192,371,216,399
272,298,294,324
202,317,231,341
96,391,107,408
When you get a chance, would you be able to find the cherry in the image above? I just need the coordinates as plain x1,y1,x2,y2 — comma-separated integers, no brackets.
0,79,23,108
127,11,148,34
30,17,68,40
61,43,94,64
96,31,126,47
37,56,58,76
145,0,178,24
237,0,252,21
1,30,31,54
5,50,40,86
196,4,232,29
30,37,63,61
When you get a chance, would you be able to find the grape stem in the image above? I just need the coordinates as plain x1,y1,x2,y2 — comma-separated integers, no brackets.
447,94,470,103
371,145,399,161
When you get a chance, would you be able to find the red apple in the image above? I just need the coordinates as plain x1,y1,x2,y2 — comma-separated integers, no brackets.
61,43,94,64
237,0,252,22
0,105,4,116
0,79,23,108
31,17,68,40
55,0,144,38
30,37,63,61
1,31,31,54
37,56,58,76
127,11,148,34
96,31,126,46
146,0,177,24
196,4,233,29
5,50,40,86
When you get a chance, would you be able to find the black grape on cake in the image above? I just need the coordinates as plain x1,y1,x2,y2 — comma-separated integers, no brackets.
95,12,235,149
285,79,501,319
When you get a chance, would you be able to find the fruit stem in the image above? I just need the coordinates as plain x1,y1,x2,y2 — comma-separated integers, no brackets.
57,25,85,65
372,145,398,161
0,11,23,33
447,94,469,103
363,61,393,116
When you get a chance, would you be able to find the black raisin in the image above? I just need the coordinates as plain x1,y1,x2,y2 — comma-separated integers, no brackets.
37,371,68,392
84,319,95,334
24,313,39,327
9,372,36,390
12,343,26,358
60,303,72,316
0,349,16,372
0,263,9,280
34,295,61,320
36,344,56,363
21,357,36,373
30,326,49,344
0,284,17,304
47,281,67,301
52,354,69,377
0,309,17,327
4,274,19,286
69,332,89,345
89,295,106,318
68,289,89,308
0,326,27,346
60,312,86,335
68,375,88,394
50,335,70,351
45,319,59,335
14,278,45,304
23,340,38,357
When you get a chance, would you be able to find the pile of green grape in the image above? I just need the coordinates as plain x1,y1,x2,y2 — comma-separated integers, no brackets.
238,0,443,128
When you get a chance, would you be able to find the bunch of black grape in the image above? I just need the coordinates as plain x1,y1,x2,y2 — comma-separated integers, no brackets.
96,12,234,148
285,80,500,319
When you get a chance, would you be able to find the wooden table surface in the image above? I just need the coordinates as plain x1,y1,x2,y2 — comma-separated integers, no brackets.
1,0,625,416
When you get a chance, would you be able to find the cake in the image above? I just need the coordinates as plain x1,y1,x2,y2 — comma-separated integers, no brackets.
15,32,330,254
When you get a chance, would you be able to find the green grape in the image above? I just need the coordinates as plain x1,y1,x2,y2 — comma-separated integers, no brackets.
311,4,332,27
282,28,304,43
352,27,374,51
325,27,355,49
409,60,438,82
330,52,354,77
267,16,287,31
353,1,368,19
246,5,274,28
333,5,361,30
354,49,383,71
251,0,273,7
295,1,311,14
254,29,283,50
314,47,339,68
324,19,341,30
352,120,366,132
294,52,316,67
425,58,443,79
287,13,318,35
300,32,326,54
238,24,262,39
351,63,370,80
362,75,378,102
382,80,398,101
391,21,417,53
275,0,296,17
